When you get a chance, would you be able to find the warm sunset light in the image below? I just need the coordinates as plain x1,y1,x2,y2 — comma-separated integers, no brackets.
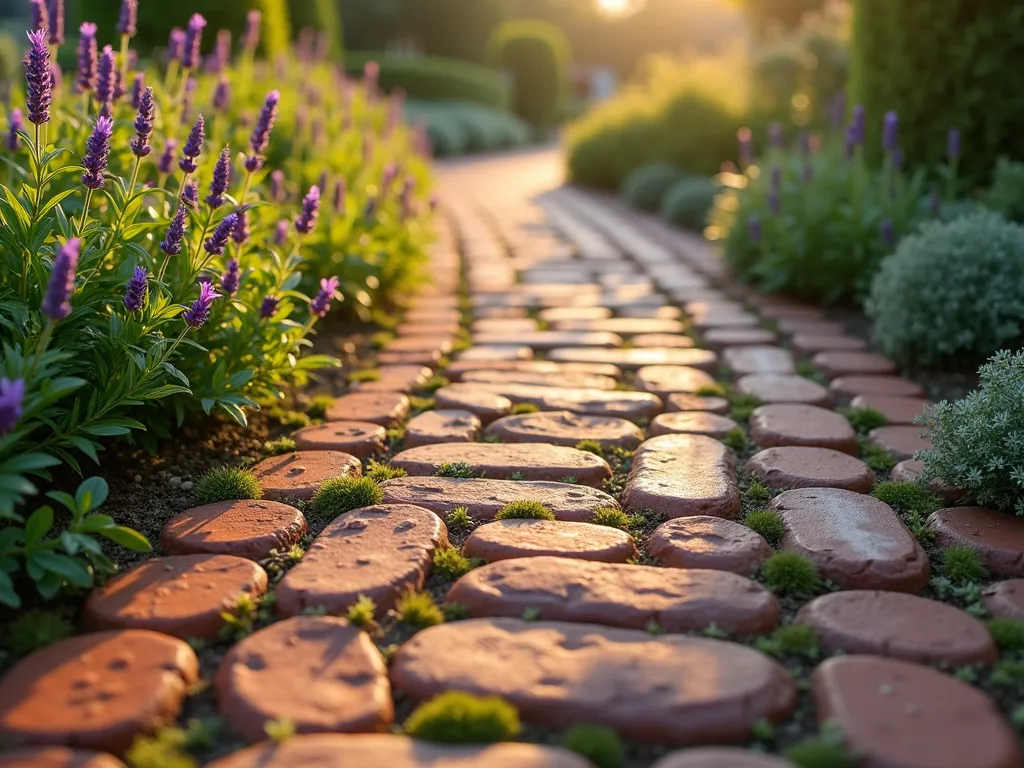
595,0,643,16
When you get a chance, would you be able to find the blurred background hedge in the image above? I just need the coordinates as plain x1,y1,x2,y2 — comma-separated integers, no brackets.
343,53,510,110
487,19,570,133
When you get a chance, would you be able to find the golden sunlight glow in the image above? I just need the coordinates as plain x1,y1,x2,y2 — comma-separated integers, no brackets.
595,0,637,17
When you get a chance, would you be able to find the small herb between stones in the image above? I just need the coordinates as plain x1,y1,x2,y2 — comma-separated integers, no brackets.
435,461,478,478
432,547,481,579
263,437,297,456
408,396,437,412
575,439,605,457
194,466,263,504
990,659,1024,686
522,606,541,621
346,595,377,628
404,691,521,744
305,395,335,420
561,476,579,484
591,506,641,531
418,375,450,394
761,551,822,598
125,726,197,768
645,619,663,635
446,506,474,531
268,407,310,428
785,721,860,768
745,508,786,548
370,331,396,349
755,624,821,661
396,590,445,627
366,460,408,483
264,718,297,743
510,472,525,481
940,545,987,583
5,609,74,657
511,403,539,415
219,593,260,641
745,478,774,506
348,368,381,383
495,500,555,520
729,393,762,422
840,406,888,433
872,481,942,542
695,383,728,398
443,602,472,621
313,476,384,519
988,618,1024,652
859,439,897,473
721,426,747,453
560,725,625,768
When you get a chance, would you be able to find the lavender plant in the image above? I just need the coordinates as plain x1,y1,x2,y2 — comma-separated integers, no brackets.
0,6,435,605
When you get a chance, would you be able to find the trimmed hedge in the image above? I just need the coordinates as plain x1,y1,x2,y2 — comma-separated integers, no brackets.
851,0,1024,182
405,101,531,157
83,0,291,56
487,20,570,132
344,53,508,110
660,177,718,230
621,163,686,212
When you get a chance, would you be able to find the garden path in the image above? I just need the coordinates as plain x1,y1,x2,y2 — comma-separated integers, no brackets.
2,148,1023,767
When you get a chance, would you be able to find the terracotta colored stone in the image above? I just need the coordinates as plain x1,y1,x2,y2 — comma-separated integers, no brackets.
667,393,730,414
450,557,779,634
538,306,612,321
251,451,361,502
812,351,896,378
723,346,796,376
758,303,822,320
379,477,620,522
293,422,386,457
384,334,453,355
690,309,760,330
736,375,831,406
928,507,1024,576
445,359,622,381
0,630,198,754
376,350,444,367
790,334,867,356
890,460,963,503
750,404,858,454
485,410,643,449
797,590,996,666
702,328,778,350
326,391,409,427
466,381,662,421
776,318,846,336
391,618,796,743
868,426,931,460
548,347,718,372
474,331,623,349
622,434,740,519
635,365,718,398
0,749,125,768
205,735,592,768
651,748,793,768
456,345,534,362
830,375,925,400
395,321,460,337
630,333,698,350
215,616,392,742
350,365,431,393
549,318,686,335
461,369,618,390
745,447,874,493
463,520,636,563
391,443,612,487
471,318,538,333
620,305,683,319
83,554,268,640
850,395,932,426
771,488,930,592
405,410,482,448
813,656,1021,768
433,384,513,424
983,580,1024,620
405,308,460,324
276,504,447,618
649,412,739,439
649,517,772,575
160,499,307,559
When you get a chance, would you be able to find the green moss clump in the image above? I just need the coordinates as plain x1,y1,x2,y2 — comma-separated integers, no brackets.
396,591,445,627
195,467,263,504
591,506,639,531
840,407,888,433
346,595,377,628
495,500,555,520
941,545,987,583
419,375,450,394
988,618,1024,652
366,461,408,483
371,331,396,349
756,624,820,660
269,408,311,428
745,509,786,548
785,723,859,768
730,394,762,422
446,506,473,530
6,610,74,657
695,383,728,397
263,437,297,456
435,461,478,478
872,481,942,517
560,725,624,768
306,395,335,420
511,403,539,415
313,477,384,519
348,368,381,383
404,691,521,744
860,440,898,473
433,547,481,579
761,552,822,598
575,439,605,457
721,427,747,453
745,478,774,505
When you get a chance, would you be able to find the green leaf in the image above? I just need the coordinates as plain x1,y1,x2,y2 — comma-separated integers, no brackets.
218,401,249,427
1,452,60,474
78,514,116,532
30,551,93,588
0,571,20,608
75,477,108,515
64,435,100,464
45,490,77,514
100,526,152,552
24,505,53,545
80,424,132,437
140,384,192,400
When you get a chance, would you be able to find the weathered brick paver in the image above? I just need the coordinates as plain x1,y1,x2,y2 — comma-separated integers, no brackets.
463,381,663,421
666,393,730,414
460,369,618,390
850,394,931,425
391,443,613,486
0,749,127,767
634,365,717,398
652,749,794,768
722,346,796,376
251,451,361,502
649,412,740,439
750,404,858,454
548,346,718,372
462,521,637,563
405,409,482,448
648,517,773,575
160,499,307,559
736,374,831,406
829,375,925,399
983,580,1024,620
485,410,644,449
867,425,931,460
928,507,1024,576
745,446,875,492
433,384,513,423
293,421,387,456
391,618,797,743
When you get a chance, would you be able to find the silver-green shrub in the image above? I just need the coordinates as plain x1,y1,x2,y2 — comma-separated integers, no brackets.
867,211,1024,367
985,158,1024,224
919,350,1024,514
621,163,687,212
659,176,717,230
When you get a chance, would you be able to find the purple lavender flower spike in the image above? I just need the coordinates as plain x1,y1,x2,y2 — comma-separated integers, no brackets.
243,10,261,51
160,205,187,255
31,0,49,32
882,111,899,154
130,72,144,108
246,90,279,172
332,178,345,213
880,219,895,249
211,29,231,72
95,45,116,107
318,171,329,195
130,85,154,158
220,258,240,295
7,108,23,152
843,126,856,161
116,0,137,37
158,138,177,174
181,178,198,209
183,281,220,329
310,276,340,317
168,27,185,63
42,237,80,320
48,0,64,45
948,128,961,161
748,214,761,244
76,22,97,92
0,378,25,436
270,169,285,202
206,146,231,208
274,218,289,245
182,13,206,70
768,123,783,148
24,29,52,125
180,114,205,173
213,75,230,113
891,148,904,171
81,115,113,189
259,295,279,319
204,212,237,255
294,185,320,235
232,209,250,245
123,265,147,312
850,105,866,146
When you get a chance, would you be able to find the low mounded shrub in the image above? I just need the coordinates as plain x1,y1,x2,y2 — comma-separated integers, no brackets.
621,163,686,212
560,725,624,768
659,176,718,230
986,158,1024,224
919,350,1024,514
487,20,570,132
867,212,1024,368
404,691,521,744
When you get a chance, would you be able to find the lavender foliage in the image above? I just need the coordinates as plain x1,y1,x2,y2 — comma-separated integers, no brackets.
123,265,147,312
42,238,80,320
